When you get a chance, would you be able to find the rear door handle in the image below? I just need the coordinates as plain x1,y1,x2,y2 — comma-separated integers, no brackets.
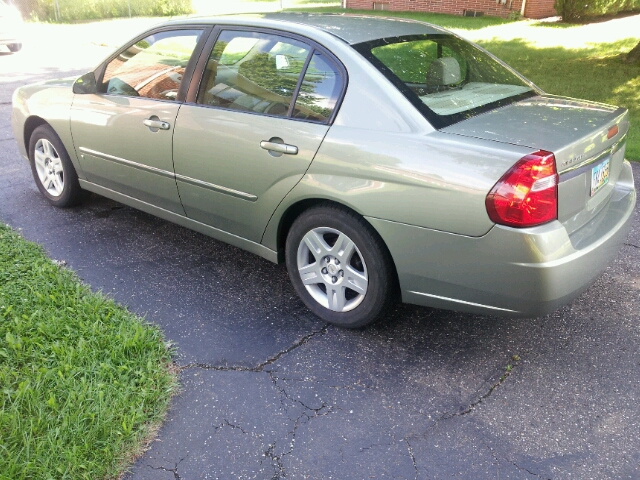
260,140,298,155
143,118,170,131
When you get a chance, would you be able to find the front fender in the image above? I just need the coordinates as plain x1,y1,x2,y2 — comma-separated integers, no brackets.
11,78,85,179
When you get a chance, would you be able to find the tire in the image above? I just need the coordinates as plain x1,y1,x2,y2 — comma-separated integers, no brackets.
29,125,84,208
285,203,396,328
8,43,22,53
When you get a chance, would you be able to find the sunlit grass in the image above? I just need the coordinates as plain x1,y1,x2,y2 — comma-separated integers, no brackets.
0,224,177,479
479,38,640,160
285,7,513,30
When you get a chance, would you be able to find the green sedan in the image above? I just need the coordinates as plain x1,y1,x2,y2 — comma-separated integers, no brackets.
11,14,636,327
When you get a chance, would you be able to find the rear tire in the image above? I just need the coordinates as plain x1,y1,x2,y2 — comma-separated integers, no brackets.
285,203,396,328
29,125,84,208
8,43,22,53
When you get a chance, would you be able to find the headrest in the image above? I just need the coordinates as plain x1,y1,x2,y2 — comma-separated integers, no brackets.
426,57,461,87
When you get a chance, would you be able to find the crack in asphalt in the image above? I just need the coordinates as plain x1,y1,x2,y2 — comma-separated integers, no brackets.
268,371,333,414
511,460,549,479
485,440,549,479
212,419,261,438
148,455,187,480
405,438,419,480
181,324,329,373
359,441,394,453
264,370,335,479
422,356,521,432
189,324,333,480
264,440,286,480
625,242,639,249
483,440,548,479
459,357,519,416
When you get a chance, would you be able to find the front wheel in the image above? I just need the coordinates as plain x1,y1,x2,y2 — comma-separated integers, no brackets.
285,204,396,328
29,125,84,207
8,43,22,52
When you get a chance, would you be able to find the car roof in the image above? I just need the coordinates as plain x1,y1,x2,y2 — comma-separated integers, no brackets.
167,13,447,45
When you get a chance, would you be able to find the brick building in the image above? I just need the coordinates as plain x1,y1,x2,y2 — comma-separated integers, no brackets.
345,0,557,19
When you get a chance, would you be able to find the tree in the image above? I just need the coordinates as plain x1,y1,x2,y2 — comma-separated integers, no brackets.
625,40,640,64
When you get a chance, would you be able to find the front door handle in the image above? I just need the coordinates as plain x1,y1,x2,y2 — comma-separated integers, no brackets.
143,117,170,131
260,140,298,155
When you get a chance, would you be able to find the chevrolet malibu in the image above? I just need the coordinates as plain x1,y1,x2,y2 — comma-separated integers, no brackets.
11,14,636,327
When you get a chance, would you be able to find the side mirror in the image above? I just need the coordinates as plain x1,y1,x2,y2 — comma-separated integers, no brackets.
73,72,97,94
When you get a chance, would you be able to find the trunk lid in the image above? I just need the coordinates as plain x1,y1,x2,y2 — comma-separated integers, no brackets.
442,95,630,236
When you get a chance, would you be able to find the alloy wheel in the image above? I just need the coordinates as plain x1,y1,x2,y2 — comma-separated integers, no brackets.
296,227,368,312
33,138,64,198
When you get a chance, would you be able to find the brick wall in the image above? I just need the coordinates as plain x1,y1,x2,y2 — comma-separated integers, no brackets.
345,0,557,19
521,0,557,18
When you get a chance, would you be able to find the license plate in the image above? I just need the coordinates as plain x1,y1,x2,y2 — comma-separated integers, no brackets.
591,158,610,196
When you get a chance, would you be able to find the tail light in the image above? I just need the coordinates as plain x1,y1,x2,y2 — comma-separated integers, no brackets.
486,150,558,228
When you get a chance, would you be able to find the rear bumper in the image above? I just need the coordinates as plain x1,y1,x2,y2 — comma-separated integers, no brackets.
367,161,636,317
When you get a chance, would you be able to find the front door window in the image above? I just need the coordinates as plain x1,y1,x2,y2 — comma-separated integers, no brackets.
101,29,203,101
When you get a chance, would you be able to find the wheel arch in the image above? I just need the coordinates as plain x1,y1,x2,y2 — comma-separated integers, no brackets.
274,198,327,262
23,116,49,153
273,198,400,293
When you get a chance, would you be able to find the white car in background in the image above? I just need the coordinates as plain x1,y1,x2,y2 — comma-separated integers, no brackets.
0,0,22,53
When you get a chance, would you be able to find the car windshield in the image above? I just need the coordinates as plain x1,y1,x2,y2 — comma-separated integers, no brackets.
353,34,538,129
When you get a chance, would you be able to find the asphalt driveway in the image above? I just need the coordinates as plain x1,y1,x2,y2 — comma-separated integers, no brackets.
1,21,639,479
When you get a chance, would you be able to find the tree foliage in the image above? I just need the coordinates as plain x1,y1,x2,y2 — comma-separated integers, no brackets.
626,40,640,63
13,0,192,22
554,0,640,21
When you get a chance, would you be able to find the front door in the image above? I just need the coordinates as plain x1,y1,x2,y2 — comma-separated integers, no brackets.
71,28,204,214
173,29,345,241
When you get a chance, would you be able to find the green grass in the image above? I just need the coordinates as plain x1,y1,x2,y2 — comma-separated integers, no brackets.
286,7,514,29
478,38,640,160
0,224,177,479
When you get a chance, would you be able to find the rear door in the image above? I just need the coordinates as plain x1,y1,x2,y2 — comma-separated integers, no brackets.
172,28,345,242
71,27,206,214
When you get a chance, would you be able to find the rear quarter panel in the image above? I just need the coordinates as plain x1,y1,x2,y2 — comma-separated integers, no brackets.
261,127,535,252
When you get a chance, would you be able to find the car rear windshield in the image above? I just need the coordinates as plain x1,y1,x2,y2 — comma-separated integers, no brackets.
353,34,538,129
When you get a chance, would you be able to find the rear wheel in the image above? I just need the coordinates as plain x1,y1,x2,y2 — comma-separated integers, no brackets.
29,125,84,207
285,204,396,328
8,43,22,53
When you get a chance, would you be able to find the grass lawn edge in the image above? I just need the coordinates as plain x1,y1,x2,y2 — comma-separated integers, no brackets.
0,223,179,479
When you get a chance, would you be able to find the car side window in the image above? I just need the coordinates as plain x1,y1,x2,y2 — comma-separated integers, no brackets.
196,30,311,118
100,29,203,101
292,51,341,123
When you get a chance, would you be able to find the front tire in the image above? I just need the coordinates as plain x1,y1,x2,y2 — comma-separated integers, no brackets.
285,204,396,328
29,125,84,208
8,43,22,53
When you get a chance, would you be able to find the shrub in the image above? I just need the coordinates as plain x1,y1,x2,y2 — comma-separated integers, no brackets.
554,0,640,21
13,0,192,22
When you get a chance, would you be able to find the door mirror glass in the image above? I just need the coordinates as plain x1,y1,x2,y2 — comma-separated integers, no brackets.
72,72,97,94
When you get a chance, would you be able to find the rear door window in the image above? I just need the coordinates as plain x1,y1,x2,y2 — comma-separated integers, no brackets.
196,30,344,123
197,30,310,118
293,51,342,123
